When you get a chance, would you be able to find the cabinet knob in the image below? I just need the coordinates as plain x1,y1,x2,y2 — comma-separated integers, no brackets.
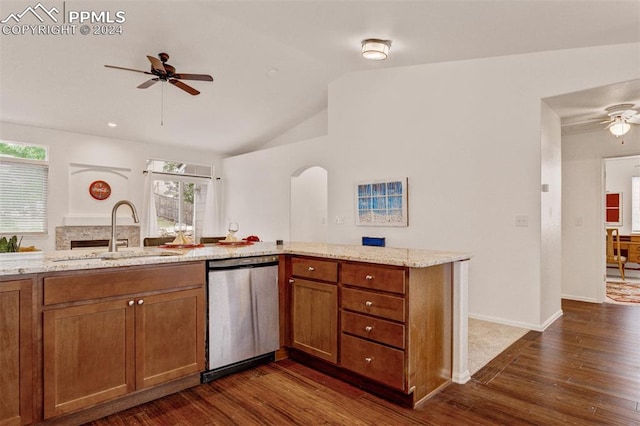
137,299,144,305
128,300,134,306
308,266,315,272
289,279,295,284
364,357,373,364
365,301,373,307
365,275,374,280
365,326,373,332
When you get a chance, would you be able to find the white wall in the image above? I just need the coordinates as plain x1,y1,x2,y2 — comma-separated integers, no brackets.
540,102,562,324
223,43,640,329
222,136,330,243
262,108,328,150
562,128,640,302
0,122,223,251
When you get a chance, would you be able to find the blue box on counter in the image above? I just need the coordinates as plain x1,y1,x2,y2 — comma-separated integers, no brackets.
362,237,385,247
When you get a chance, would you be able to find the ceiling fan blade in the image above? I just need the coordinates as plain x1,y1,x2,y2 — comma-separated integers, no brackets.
627,114,640,124
137,78,159,89
174,73,213,82
146,55,166,74
104,65,152,74
169,79,200,95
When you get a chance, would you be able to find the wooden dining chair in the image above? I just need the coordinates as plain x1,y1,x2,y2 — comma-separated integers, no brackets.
606,228,627,280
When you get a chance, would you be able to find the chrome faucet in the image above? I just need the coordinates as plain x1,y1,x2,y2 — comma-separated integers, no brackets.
109,200,140,252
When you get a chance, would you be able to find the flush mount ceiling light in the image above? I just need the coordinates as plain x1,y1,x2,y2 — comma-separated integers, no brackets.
361,39,391,60
609,116,631,137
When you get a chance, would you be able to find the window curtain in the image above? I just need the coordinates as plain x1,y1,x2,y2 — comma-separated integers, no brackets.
202,178,220,237
142,171,159,238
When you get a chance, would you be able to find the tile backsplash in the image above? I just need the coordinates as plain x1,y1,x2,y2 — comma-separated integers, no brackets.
55,226,140,250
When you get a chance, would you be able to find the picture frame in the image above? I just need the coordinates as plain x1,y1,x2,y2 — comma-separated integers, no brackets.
355,177,408,226
606,192,622,225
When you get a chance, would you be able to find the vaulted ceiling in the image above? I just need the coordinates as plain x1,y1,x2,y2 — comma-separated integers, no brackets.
1,1,639,155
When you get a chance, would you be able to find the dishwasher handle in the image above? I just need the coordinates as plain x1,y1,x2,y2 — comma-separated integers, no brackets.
207,255,278,270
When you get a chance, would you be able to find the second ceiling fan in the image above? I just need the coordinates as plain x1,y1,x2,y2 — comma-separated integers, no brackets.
105,52,213,95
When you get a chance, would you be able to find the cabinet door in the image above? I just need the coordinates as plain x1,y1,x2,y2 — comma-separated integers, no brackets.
291,279,337,363
135,288,205,389
43,299,135,419
0,280,32,426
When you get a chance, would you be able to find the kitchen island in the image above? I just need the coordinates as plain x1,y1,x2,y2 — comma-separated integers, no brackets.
0,242,470,423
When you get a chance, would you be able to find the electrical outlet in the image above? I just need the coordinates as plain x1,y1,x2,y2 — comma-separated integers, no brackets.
515,215,528,227
335,216,345,225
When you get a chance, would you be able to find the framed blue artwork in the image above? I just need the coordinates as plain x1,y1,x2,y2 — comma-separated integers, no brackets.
355,177,408,226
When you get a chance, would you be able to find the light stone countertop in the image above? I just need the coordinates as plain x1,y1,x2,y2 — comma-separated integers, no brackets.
0,242,471,276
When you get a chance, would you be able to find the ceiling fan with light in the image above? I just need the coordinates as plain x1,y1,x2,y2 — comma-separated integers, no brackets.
104,52,213,95
564,104,640,137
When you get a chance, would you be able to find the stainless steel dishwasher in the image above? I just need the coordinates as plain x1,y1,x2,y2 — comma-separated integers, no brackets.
201,255,279,382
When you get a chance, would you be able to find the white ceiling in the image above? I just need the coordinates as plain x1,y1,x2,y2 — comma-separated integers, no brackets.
1,1,640,155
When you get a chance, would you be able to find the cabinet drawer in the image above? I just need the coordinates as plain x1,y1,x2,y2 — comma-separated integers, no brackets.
341,263,405,294
44,262,205,305
341,310,405,349
341,287,405,322
291,257,338,282
340,334,404,391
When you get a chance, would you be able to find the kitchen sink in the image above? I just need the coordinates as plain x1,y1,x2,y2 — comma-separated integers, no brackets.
98,250,183,260
49,248,184,262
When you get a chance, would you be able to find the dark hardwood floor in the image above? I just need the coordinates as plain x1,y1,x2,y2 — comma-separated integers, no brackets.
85,300,640,425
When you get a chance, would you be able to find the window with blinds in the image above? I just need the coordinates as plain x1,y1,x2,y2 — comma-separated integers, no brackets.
0,141,49,234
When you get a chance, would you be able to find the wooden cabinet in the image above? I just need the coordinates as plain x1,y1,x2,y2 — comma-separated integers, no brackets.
289,257,338,363
283,256,452,408
0,279,33,426
340,262,408,390
42,262,205,419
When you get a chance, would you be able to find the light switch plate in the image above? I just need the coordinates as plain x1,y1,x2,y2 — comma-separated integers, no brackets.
515,215,528,227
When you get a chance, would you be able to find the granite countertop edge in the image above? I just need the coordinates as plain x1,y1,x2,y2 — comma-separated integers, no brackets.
0,242,472,276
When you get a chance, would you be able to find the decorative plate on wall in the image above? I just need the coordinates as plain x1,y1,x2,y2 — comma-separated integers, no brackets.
89,180,111,200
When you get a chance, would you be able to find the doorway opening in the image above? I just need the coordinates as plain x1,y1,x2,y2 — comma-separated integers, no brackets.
604,155,640,304
290,166,328,243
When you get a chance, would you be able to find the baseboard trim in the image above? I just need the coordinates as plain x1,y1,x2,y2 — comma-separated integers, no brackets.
452,370,471,384
469,308,563,333
538,308,563,332
561,294,599,303
468,313,535,331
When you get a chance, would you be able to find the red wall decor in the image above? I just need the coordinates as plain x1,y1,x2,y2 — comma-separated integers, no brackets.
89,180,112,200
606,192,621,224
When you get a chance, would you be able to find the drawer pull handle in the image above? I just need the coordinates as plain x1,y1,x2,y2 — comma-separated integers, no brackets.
308,266,315,272
128,300,134,306
365,301,373,307
137,299,144,305
365,357,373,364
289,279,295,284
365,326,373,332
365,275,374,280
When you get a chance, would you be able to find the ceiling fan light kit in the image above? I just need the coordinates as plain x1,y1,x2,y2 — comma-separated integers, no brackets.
605,103,636,138
609,117,631,137
361,39,391,60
